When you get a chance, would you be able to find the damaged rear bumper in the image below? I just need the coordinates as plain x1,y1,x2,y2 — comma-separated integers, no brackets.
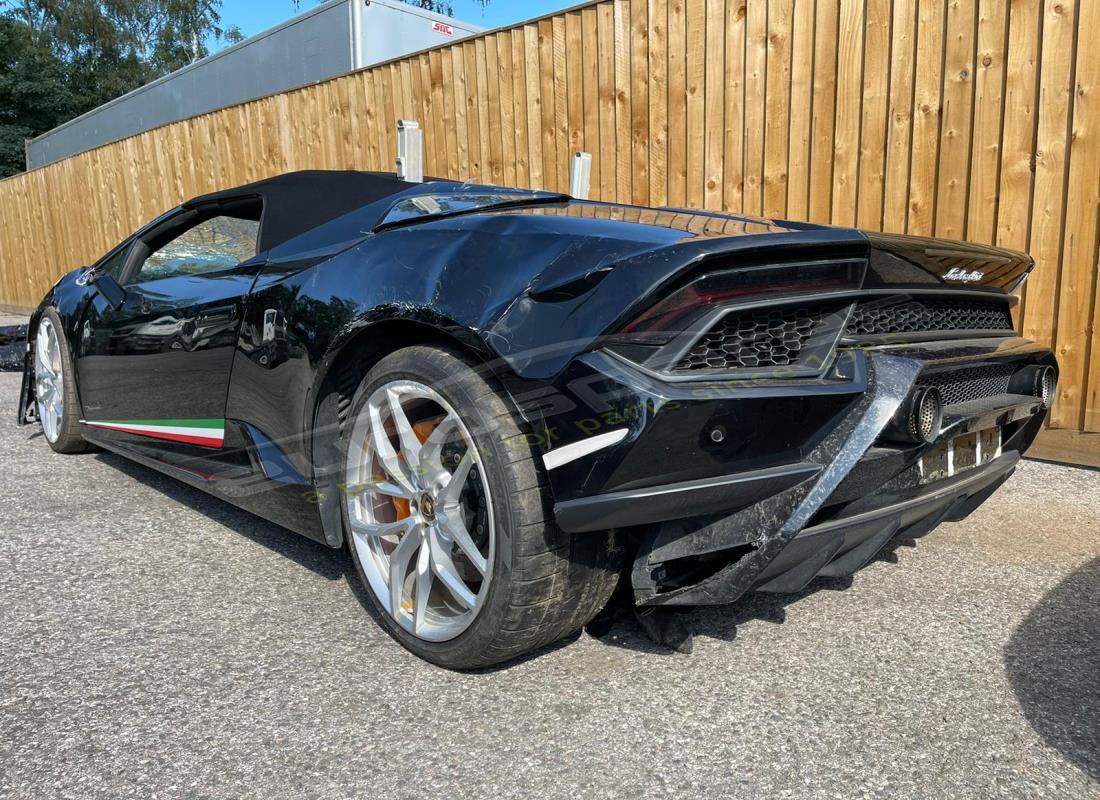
540,337,1053,607
747,450,1017,594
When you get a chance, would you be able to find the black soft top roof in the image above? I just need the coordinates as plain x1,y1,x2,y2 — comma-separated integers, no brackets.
184,170,418,252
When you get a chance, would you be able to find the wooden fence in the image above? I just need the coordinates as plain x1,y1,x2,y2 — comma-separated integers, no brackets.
1,0,1098,450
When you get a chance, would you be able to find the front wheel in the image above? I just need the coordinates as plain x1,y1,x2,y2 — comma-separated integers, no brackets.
341,345,621,669
34,308,92,454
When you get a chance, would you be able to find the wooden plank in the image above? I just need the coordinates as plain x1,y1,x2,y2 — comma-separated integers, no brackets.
464,41,483,181
685,0,705,208
855,0,891,230
379,68,398,173
907,0,946,236
473,39,491,182
831,0,865,226
482,38,504,184
703,0,725,211
1087,236,1100,432
613,0,632,203
538,19,558,189
440,49,459,177
723,0,747,214
7,180,29,305
1022,0,1077,349
882,0,917,233
345,71,366,171
933,0,977,241
429,50,448,176
762,0,793,218
597,2,617,201
1050,0,1099,429
565,12,584,164
525,24,544,189
512,28,531,187
808,0,840,224
667,0,688,207
631,0,650,206
647,0,668,206
553,16,570,192
497,32,517,187
786,0,815,220
581,7,600,182
399,59,416,133
965,0,1009,244
995,0,1041,255
337,76,355,169
743,0,767,215
316,79,335,167
0,186,11,305
451,46,470,179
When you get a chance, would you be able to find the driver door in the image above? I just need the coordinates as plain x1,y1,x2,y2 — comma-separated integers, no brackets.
75,201,263,449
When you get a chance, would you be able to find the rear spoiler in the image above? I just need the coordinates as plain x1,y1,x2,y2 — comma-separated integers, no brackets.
864,232,1033,293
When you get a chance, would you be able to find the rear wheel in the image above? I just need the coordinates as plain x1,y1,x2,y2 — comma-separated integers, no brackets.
34,308,91,454
341,345,621,669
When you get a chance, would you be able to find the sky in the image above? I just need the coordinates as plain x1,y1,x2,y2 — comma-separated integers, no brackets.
213,0,578,46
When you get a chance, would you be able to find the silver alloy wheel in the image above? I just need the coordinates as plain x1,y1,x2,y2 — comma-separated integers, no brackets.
35,318,64,443
345,380,495,642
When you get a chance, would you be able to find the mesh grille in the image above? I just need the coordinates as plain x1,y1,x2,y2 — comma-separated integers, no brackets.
847,297,1013,337
673,307,823,372
669,295,1013,375
924,364,1016,406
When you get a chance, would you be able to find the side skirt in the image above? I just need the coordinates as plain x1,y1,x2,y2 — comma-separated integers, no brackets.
82,424,333,546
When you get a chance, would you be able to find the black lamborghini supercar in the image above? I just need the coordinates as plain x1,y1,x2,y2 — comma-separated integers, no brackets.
17,170,1057,667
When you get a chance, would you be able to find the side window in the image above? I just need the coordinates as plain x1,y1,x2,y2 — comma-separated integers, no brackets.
136,215,260,283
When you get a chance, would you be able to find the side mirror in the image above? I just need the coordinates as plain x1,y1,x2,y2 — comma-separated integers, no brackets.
77,266,126,310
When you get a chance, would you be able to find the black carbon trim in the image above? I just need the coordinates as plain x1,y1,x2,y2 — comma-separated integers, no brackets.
554,463,822,533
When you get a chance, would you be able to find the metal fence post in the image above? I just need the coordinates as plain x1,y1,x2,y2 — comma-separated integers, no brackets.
569,151,592,199
396,120,424,183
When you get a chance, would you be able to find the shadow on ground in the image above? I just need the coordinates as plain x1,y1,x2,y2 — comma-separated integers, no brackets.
1004,557,1100,780
90,447,580,671
590,539,914,656
95,449,351,581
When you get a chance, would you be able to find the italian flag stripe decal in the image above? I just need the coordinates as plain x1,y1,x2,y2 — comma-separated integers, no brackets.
81,419,225,447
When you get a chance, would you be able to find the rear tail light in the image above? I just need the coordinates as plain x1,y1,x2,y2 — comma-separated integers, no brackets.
616,260,864,342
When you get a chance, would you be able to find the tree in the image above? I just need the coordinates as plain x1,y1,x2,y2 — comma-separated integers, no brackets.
0,17,70,177
0,0,243,177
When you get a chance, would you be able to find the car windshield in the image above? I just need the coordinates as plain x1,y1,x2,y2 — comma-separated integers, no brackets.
377,191,565,229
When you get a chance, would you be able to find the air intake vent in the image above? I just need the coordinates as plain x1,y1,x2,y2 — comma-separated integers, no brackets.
672,306,826,372
846,297,1013,337
923,364,1016,406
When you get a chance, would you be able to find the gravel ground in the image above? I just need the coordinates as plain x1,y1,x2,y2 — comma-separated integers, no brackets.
0,371,1097,799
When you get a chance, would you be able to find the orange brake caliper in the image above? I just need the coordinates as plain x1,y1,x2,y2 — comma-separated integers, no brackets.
390,418,440,520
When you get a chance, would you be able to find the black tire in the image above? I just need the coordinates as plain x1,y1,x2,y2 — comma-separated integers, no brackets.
35,307,93,455
341,344,622,669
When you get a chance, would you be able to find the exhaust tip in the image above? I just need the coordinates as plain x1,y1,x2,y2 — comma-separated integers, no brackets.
884,385,944,445
1036,365,1057,410
1009,364,1058,410
909,386,944,444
